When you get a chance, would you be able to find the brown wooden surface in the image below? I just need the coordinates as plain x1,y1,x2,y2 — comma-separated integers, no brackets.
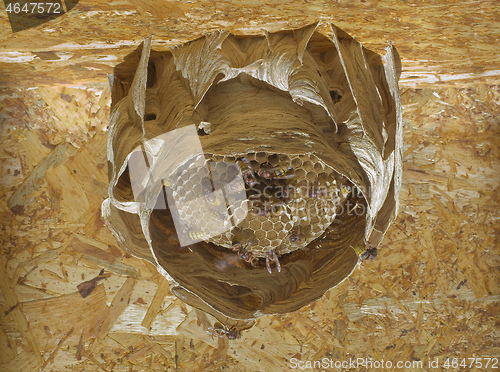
0,1,499,371
0,0,499,89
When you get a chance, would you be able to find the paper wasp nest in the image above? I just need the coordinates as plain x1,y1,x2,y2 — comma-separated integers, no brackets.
103,23,403,332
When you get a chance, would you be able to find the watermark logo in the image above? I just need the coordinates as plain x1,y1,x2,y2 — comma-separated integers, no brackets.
4,0,79,33
245,182,366,219
127,125,249,247
290,357,424,370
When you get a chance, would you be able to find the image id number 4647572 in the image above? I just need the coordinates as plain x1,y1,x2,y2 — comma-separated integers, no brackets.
442,357,498,369
6,2,62,14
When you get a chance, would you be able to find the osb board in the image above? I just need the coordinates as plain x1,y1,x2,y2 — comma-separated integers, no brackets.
0,79,499,371
0,0,499,89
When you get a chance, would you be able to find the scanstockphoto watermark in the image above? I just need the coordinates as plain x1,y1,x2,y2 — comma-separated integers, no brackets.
246,183,366,219
289,357,500,370
289,357,424,370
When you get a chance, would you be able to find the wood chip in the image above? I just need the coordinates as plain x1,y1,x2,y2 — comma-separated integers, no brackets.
95,277,136,339
142,278,170,329
0,263,42,357
40,327,74,370
77,269,111,298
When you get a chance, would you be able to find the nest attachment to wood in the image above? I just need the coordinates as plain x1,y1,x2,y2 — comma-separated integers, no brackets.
102,22,403,333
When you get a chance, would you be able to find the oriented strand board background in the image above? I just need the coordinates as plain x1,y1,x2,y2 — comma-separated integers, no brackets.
0,1,499,371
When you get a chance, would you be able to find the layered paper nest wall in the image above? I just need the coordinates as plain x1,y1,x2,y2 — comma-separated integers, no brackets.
102,22,403,329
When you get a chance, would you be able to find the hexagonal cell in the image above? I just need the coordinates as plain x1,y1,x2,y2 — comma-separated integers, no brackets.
306,170,318,182
260,237,271,247
311,223,323,234
256,152,268,163
294,168,305,179
267,154,280,166
315,172,325,183
249,219,262,230
291,157,302,168
314,162,323,172
282,221,293,232
192,183,204,196
267,230,278,240
232,206,247,221
239,227,253,238
261,220,273,231
279,154,289,162
254,229,266,240
282,212,292,222
212,161,228,175
190,173,202,185
182,172,193,184
302,160,313,172
177,188,188,199
226,164,240,179
241,153,254,162
298,208,309,219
